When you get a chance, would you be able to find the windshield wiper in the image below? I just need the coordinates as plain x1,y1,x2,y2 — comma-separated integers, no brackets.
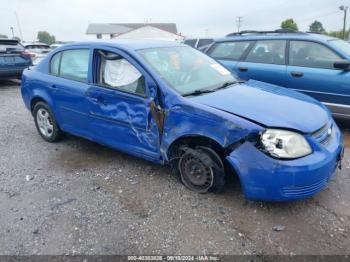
182,89,216,97
212,80,240,91
182,80,243,97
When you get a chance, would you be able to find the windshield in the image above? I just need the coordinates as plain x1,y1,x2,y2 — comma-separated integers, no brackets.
138,46,237,95
329,39,350,57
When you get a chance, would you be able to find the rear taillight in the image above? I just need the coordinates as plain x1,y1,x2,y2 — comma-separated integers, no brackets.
21,51,36,58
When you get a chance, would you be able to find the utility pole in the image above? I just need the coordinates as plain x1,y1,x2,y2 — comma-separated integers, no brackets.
236,16,243,33
339,5,348,40
14,12,23,41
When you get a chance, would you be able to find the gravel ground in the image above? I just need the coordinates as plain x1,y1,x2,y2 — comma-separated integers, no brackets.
0,80,349,256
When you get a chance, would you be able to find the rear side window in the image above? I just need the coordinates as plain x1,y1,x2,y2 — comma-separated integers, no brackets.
245,40,286,65
208,41,251,60
197,39,213,48
184,39,197,48
289,41,341,69
50,53,61,75
51,49,89,82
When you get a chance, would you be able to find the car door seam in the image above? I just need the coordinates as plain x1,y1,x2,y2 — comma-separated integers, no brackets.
60,106,147,131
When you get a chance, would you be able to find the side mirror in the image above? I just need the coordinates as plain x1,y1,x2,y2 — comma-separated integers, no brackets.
334,60,350,70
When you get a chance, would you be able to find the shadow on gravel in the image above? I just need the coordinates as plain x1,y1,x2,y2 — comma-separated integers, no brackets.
52,134,156,171
47,122,349,209
53,134,316,215
0,79,21,88
336,118,350,130
335,119,350,148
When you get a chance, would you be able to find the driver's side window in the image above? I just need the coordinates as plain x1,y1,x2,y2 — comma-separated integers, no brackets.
289,41,341,69
97,50,146,96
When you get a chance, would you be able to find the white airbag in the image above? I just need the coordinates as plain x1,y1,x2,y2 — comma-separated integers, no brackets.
104,59,141,87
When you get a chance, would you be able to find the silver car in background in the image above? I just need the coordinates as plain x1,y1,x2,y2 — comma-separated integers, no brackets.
50,43,64,49
22,42,51,65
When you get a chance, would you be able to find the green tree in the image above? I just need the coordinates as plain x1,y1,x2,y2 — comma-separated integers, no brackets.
37,31,56,45
309,20,326,34
281,19,298,31
0,34,8,38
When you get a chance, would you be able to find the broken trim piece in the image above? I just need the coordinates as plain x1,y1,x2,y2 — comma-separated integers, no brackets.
149,100,165,138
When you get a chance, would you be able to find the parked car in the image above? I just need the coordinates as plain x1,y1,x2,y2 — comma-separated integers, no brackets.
50,43,63,50
21,40,344,201
206,30,350,120
50,42,73,50
23,42,51,65
183,38,214,49
0,39,32,79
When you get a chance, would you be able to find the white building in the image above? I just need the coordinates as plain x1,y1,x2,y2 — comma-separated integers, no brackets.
86,23,184,41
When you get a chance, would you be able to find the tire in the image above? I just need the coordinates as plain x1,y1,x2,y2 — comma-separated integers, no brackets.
175,145,226,193
33,102,63,142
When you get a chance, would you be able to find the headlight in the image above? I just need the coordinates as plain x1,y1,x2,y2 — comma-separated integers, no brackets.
260,129,312,159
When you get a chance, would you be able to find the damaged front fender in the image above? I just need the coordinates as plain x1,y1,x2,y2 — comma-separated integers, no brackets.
160,101,264,162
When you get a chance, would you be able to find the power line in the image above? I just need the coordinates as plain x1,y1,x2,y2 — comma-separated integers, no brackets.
296,10,340,23
233,3,339,33
238,0,290,19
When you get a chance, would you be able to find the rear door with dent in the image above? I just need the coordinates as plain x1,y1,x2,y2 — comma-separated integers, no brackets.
47,48,92,136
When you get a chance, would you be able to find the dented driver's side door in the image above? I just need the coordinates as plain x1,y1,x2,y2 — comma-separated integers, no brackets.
86,48,161,161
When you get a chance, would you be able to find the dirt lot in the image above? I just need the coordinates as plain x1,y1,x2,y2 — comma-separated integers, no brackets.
0,80,349,256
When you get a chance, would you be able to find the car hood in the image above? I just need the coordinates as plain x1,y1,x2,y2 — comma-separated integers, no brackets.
189,80,329,133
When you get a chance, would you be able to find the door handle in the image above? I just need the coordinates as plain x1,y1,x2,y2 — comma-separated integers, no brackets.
50,84,57,89
238,67,248,72
291,71,304,78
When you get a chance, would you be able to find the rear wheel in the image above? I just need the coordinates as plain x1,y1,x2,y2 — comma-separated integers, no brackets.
176,146,225,193
33,102,63,142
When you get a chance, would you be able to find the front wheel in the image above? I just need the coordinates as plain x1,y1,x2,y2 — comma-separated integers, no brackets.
177,146,225,193
33,102,63,142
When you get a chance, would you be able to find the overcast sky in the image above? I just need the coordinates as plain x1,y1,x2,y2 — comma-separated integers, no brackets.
0,0,349,41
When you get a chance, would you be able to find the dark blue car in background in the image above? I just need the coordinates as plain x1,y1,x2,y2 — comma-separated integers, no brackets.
21,40,343,201
206,31,350,119
0,39,32,79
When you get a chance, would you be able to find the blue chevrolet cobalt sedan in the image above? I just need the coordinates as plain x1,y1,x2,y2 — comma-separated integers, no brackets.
21,40,344,201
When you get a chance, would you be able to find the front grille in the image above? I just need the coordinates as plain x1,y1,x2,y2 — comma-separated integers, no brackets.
312,121,330,139
312,121,333,146
320,130,333,146
281,178,328,197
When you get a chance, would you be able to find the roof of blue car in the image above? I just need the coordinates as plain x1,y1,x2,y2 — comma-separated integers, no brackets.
216,32,338,42
62,39,184,50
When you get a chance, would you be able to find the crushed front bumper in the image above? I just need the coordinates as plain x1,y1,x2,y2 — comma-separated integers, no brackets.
226,122,344,201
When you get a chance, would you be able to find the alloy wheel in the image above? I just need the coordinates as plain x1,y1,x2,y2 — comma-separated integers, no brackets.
36,108,54,138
